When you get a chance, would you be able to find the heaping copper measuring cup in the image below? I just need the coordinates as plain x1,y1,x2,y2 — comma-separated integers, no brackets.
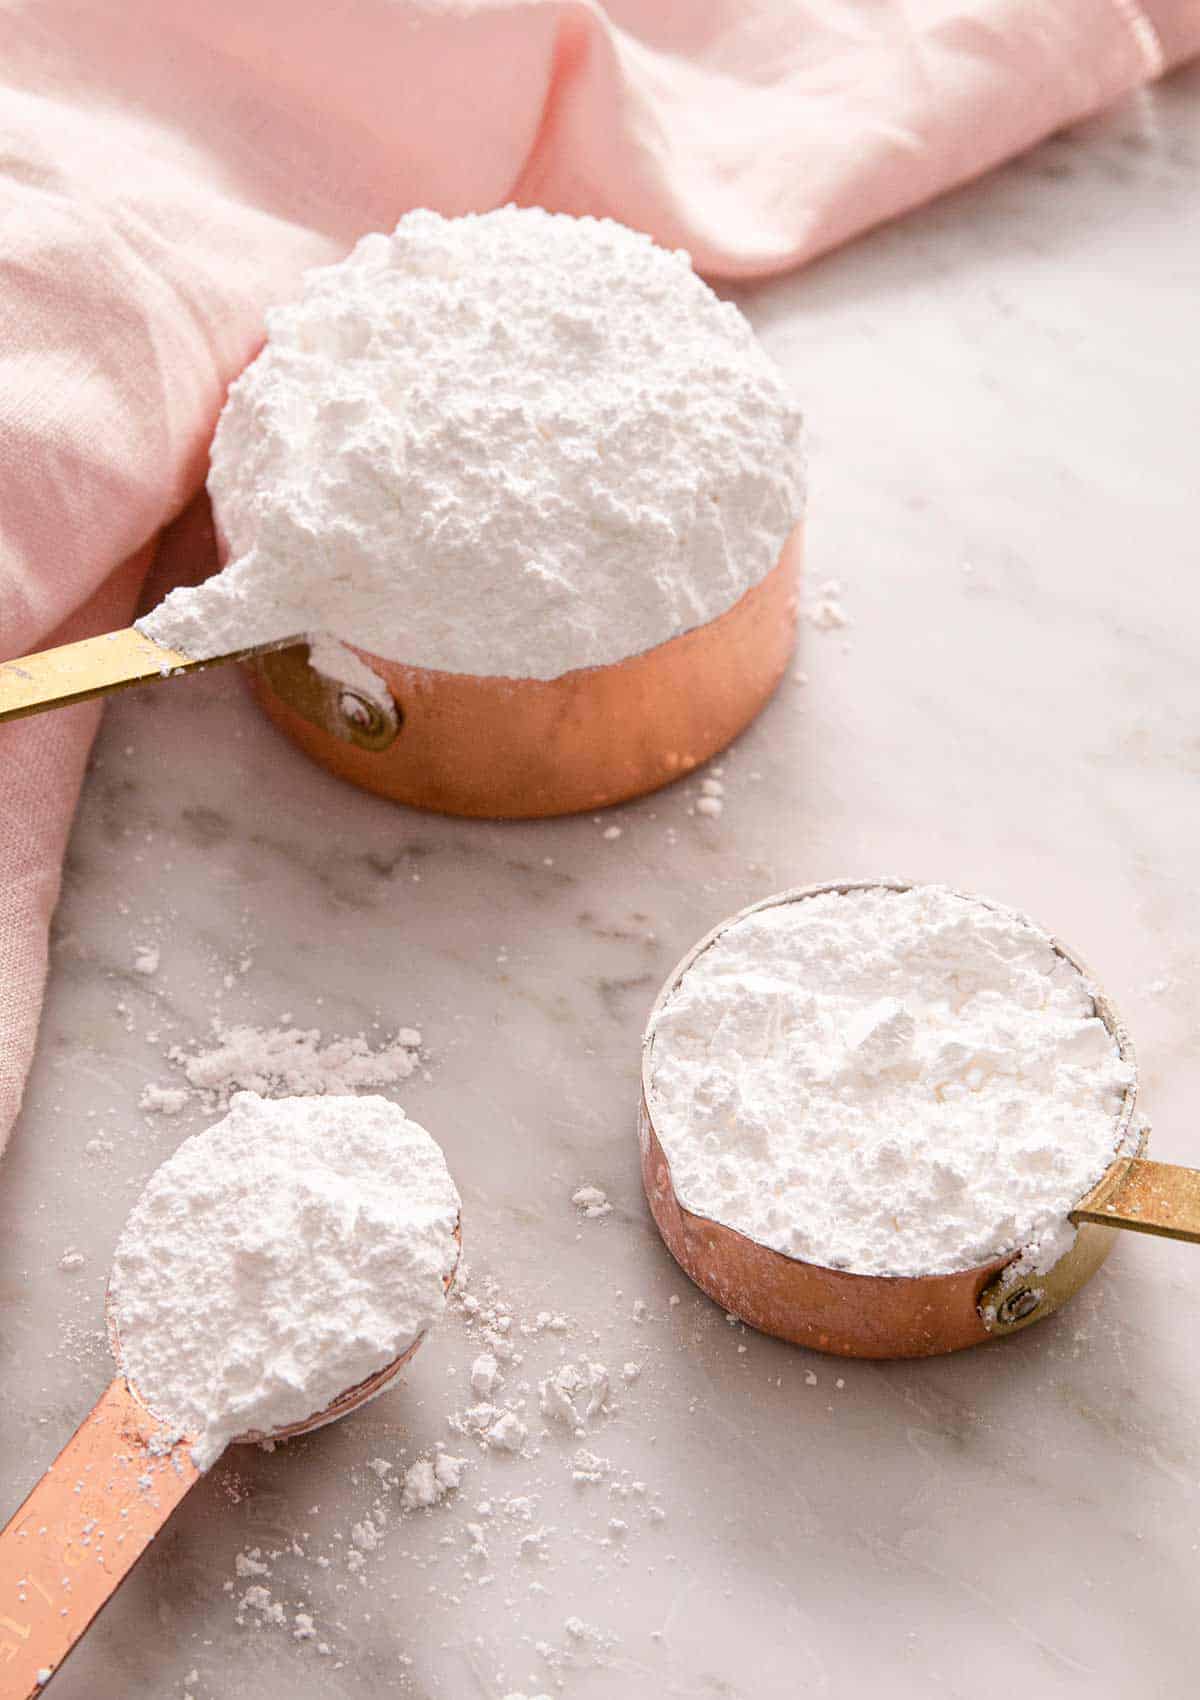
640,880,1200,1360
0,526,802,821
0,1232,459,1698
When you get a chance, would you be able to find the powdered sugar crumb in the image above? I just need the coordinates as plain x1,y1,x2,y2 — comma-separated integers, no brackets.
139,1083,189,1117
571,1184,611,1220
804,578,850,630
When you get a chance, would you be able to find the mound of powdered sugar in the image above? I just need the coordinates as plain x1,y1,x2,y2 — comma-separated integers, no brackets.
645,885,1134,1277
109,1092,460,1468
138,206,803,679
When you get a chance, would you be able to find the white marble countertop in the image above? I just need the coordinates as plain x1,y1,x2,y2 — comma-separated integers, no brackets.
2,64,1198,1700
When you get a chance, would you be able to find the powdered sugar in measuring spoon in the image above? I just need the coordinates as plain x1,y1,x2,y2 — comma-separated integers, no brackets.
641,880,1200,1358
0,1092,460,1696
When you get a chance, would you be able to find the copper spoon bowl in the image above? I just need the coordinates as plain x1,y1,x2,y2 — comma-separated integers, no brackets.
640,881,1199,1360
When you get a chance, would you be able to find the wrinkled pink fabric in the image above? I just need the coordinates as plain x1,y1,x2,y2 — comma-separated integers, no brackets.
0,0,1195,1148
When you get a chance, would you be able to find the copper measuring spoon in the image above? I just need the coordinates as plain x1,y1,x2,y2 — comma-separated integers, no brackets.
0,527,802,818
0,1237,459,1698
640,880,1200,1359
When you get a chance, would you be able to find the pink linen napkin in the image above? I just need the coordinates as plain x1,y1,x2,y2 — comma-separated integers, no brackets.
1,0,1195,1150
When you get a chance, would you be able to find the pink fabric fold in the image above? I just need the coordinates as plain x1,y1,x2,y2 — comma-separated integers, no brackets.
1,0,1195,1147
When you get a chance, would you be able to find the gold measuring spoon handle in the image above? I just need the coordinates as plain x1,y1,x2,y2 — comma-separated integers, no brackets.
0,1269,452,1693
0,1377,200,1698
0,1348,422,1697
0,629,269,724
1071,1156,1200,1245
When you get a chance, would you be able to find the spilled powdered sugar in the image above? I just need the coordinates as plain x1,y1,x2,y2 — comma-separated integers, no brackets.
803,577,851,631
140,1023,424,1113
138,206,803,679
570,1184,611,1220
398,1449,467,1511
213,1255,680,1683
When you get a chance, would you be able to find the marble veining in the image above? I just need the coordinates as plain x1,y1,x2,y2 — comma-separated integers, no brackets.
1,63,1197,1700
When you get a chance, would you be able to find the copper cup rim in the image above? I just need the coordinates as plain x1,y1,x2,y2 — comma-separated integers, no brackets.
640,877,1140,1293
106,1222,462,1447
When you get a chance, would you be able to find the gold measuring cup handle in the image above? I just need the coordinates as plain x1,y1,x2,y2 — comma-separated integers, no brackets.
0,628,225,721
0,1377,200,1699
1071,1156,1200,1244
978,1156,1200,1339
0,629,397,752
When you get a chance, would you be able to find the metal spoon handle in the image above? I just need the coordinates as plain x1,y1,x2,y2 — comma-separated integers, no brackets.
0,1377,199,1697
1071,1156,1200,1244
0,629,264,724
0,629,402,756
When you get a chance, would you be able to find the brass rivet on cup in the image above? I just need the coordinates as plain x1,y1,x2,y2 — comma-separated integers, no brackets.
338,688,384,736
995,1286,1042,1326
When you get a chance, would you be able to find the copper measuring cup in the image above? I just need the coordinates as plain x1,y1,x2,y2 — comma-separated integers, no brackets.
0,1231,460,1697
640,880,1200,1359
0,526,802,820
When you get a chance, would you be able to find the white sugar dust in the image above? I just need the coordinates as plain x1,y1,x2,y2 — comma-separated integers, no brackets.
138,206,802,679
645,885,1134,1277
109,1092,460,1468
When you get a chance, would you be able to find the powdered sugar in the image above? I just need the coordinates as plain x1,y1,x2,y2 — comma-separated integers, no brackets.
132,943,160,976
804,577,851,631
399,1449,467,1511
481,1409,528,1454
470,1351,501,1397
646,885,1133,1277
206,1251,678,1672
303,632,392,705
538,1362,610,1433
139,1083,189,1117
137,206,802,679
570,1184,611,1220
143,1022,423,1110
109,1091,460,1468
